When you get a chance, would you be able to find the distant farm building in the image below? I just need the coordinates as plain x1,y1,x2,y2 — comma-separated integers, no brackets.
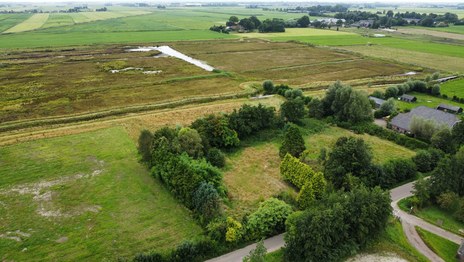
435,76,458,83
399,94,417,103
436,104,463,114
351,19,375,28
404,18,421,24
390,106,461,134
369,96,386,108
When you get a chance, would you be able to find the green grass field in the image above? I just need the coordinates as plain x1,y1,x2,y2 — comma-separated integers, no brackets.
302,121,416,165
416,227,459,262
421,25,464,35
441,78,464,98
399,198,464,236
0,14,32,32
396,92,464,111
0,127,202,260
4,13,49,33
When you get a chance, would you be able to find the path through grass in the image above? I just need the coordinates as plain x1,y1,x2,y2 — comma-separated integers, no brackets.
416,226,459,262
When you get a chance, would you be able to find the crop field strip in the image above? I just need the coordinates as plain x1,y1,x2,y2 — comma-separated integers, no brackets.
3,13,49,33
0,14,32,32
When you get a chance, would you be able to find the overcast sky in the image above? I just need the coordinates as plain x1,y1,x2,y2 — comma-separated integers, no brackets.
1,0,462,4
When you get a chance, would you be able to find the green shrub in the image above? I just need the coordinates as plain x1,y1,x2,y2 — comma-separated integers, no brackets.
246,198,293,240
206,148,226,168
279,124,305,158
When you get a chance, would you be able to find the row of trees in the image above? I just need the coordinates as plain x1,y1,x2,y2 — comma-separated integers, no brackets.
284,185,391,261
412,146,464,222
308,81,373,124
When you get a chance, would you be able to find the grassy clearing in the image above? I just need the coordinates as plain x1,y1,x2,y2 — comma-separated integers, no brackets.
441,78,464,98
264,249,284,261
0,14,32,33
416,227,459,262
399,198,464,236
4,13,49,33
396,92,464,111
302,123,416,165
364,219,429,262
0,127,202,261
223,133,294,218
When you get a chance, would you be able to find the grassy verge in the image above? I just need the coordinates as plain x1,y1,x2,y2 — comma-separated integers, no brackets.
364,219,429,262
0,127,202,260
399,197,464,236
416,226,459,262
265,249,284,262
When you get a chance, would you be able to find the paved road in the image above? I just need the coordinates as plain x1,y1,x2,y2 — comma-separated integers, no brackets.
391,181,463,262
205,234,284,262
208,181,463,262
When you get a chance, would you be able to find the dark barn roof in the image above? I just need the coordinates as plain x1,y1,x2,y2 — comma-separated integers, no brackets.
369,96,386,107
391,106,461,132
437,103,463,113
400,94,417,102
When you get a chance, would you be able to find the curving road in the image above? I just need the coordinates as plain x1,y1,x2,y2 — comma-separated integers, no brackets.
207,181,463,262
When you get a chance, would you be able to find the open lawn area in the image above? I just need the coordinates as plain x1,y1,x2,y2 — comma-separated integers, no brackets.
0,127,202,261
399,198,464,236
301,121,416,165
396,92,464,111
441,78,464,98
223,118,416,217
416,227,459,262
420,25,464,35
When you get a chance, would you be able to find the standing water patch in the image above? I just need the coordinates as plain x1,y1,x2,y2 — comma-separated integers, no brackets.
127,46,215,72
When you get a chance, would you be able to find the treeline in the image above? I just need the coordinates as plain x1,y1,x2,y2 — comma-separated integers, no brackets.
335,10,462,27
210,15,312,34
410,144,464,223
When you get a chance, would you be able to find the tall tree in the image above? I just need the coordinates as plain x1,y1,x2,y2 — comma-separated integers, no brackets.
280,97,305,123
279,124,306,158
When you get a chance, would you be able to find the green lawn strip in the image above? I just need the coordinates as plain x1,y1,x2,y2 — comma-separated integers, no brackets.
264,248,284,261
441,78,464,98
0,30,236,49
363,219,429,262
0,14,32,33
0,127,202,260
399,197,464,236
415,226,459,262
396,92,464,111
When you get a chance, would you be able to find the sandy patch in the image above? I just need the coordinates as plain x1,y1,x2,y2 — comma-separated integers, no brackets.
347,253,408,262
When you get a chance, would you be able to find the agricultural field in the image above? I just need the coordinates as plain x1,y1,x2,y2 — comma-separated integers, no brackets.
0,14,32,32
396,92,464,111
0,127,202,261
418,25,464,35
4,13,49,33
349,7,464,18
0,39,416,126
396,27,464,41
441,78,464,98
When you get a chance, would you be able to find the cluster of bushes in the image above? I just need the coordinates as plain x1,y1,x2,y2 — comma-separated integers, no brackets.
222,15,287,33
350,122,429,150
411,146,464,222
373,98,397,119
138,104,281,224
308,81,373,124
280,154,327,209
324,136,417,190
284,185,391,262
134,238,220,262
209,25,229,34
371,79,440,100
206,198,293,244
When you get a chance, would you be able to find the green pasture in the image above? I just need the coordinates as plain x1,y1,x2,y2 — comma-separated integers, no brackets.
3,13,49,33
441,78,464,98
396,92,464,111
0,30,234,49
0,14,32,32
0,127,202,261
412,25,464,35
